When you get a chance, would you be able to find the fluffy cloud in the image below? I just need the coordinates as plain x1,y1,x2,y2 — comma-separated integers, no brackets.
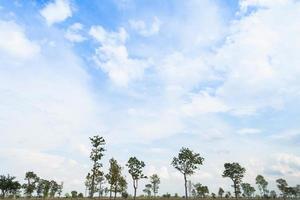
89,26,151,87
129,17,161,37
65,23,86,42
213,0,300,115
0,20,40,59
40,0,73,26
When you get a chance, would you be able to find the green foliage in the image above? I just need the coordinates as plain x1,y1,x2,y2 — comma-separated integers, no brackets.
0,174,21,198
193,183,209,197
222,162,246,198
276,178,288,197
23,171,39,198
88,135,106,197
126,157,146,200
78,193,84,198
71,190,78,198
143,184,152,197
171,147,204,199
150,174,160,197
241,182,255,197
171,147,204,175
106,158,127,199
218,187,224,197
256,174,269,197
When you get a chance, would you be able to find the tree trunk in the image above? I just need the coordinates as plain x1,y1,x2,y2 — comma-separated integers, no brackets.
184,173,188,199
109,185,112,200
114,186,117,200
233,182,237,198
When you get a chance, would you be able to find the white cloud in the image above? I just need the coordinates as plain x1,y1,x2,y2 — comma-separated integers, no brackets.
89,26,150,87
267,153,300,177
129,17,161,37
40,0,73,26
182,92,229,115
0,20,40,59
213,0,300,115
237,128,262,135
65,23,86,42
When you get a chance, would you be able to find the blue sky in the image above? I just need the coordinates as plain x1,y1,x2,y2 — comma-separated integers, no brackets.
1,0,300,196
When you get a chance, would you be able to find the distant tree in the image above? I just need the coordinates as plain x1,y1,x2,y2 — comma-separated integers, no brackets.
150,174,160,197
0,175,21,198
171,147,204,199
162,193,171,198
211,193,216,198
143,184,152,197
49,180,59,197
222,162,246,198
295,185,300,198
78,193,84,198
96,174,105,197
270,190,277,198
23,171,38,198
193,183,209,197
42,179,51,198
276,178,288,197
241,183,255,197
218,187,225,198
225,191,231,198
71,190,78,198
36,179,44,197
88,135,106,198
256,175,269,197
57,182,63,197
126,157,147,200
106,158,124,200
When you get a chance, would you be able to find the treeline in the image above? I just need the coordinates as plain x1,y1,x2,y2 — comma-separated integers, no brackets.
0,172,63,198
1,135,300,199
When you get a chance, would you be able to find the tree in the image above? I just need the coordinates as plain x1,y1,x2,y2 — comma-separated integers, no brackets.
71,190,78,198
49,180,59,197
88,135,105,197
276,178,288,197
0,174,21,198
126,157,147,200
270,190,277,198
42,179,51,198
23,171,38,198
106,158,125,200
149,174,160,197
193,183,209,197
222,162,246,198
241,183,255,197
143,184,152,197
218,187,225,198
171,147,204,199
256,175,269,197
57,182,64,197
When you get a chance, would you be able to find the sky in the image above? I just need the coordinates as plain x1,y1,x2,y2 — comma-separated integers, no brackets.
0,0,300,196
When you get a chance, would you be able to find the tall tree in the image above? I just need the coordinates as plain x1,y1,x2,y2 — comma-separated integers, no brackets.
193,183,209,197
88,135,105,197
222,162,246,198
143,184,152,197
49,180,59,197
23,171,38,198
106,158,122,200
256,175,269,197
241,183,255,197
171,147,204,199
149,174,160,197
276,178,288,197
218,187,224,198
126,157,147,200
